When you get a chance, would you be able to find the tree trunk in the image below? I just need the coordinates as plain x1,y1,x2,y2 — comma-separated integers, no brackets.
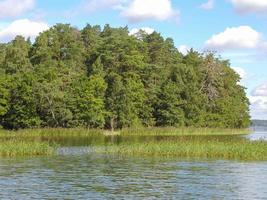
110,117,114,132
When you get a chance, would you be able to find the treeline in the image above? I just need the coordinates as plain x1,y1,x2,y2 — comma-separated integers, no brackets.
0,24,250,130
251,120,267,127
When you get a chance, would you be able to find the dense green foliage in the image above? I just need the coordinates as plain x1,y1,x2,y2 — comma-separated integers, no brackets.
0,24,250,130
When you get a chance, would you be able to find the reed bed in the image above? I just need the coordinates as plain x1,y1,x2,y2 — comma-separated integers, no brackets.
0,127,250,139
120,127,251,136
0,140,55,157
94,140,267,161
0,128,104,139
0,127,263,160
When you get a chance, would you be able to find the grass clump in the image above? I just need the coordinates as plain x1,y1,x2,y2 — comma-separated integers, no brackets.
94,140,267,161
120,127,250,136
0,128,105,139
0,127,260,159
0,140,55,157
0,127,250,139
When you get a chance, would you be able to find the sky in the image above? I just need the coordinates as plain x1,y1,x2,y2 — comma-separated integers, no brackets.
0,0,267,119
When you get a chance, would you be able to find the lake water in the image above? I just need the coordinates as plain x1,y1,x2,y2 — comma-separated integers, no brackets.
247,127,267,141
0,131,267,199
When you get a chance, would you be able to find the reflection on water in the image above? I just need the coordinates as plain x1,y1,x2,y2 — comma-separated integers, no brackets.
35,133,263,146
0,153,267,199
1,130,267,146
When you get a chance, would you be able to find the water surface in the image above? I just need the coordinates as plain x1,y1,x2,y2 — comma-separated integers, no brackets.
0,130,267,199
248,126,267,140
1,153,267,199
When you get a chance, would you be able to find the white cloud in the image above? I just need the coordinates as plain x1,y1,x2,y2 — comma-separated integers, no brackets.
79,0,128,13
0,0,35,19
250,82,267,119
232,67,246,79
129,27,155,35
252,82,267,97
200,0,215,10
249,96,267,119
122,0,178,23
230,0,267,14
0,19,49,43
205,26,265,51
178,45,191,55
68,0,129,16
72,0,178,23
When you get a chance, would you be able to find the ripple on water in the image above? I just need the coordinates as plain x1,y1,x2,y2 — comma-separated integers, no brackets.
0,152,267,200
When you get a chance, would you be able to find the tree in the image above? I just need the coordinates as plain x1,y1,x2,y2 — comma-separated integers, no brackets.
0,44,6,67
119,73,147,128
3,36,32,74
81,24,103,62
0,37,40,129
2,73,41,129
105,72,123,130
31,24,87,127
155,65,186,127
0,75,10,122
99,25,146,74
67,74,107,128
211,65,250,128
0,45,9,124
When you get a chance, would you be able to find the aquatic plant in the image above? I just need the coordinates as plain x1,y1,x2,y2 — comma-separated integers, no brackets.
120,127,250,136
0,140,55,157
0,127,250,139
94,139,267,161
1,128,264,160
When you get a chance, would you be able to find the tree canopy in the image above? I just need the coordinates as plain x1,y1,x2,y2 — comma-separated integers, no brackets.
0,24,250,130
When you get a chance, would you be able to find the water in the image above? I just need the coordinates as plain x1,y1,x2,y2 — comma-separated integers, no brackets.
247,131,267,141
247,127,267,141
1,153,267,199
0,131,267,199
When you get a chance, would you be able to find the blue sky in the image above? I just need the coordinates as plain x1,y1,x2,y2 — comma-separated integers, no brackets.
0,0,267,119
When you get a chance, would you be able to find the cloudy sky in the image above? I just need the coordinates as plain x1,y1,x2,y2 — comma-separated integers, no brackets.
0,0,267,119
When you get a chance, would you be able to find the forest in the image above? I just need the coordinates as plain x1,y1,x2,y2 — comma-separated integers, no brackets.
0,24,250,130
